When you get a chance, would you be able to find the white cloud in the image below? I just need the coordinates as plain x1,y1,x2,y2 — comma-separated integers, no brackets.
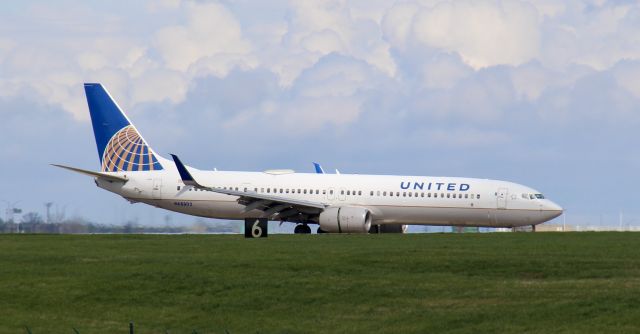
381,2,420,51
411,0,541,69
153,2,252,73
420,53,472,90
509,62,550,101
300,29,346,55
614,60,640,99
2,0,640,130
131,69,188,105
271,96,364,131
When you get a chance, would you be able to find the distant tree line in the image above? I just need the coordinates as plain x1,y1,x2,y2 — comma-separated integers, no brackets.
0,212,241,234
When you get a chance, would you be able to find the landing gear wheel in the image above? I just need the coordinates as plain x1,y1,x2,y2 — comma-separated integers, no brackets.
294,224,312,234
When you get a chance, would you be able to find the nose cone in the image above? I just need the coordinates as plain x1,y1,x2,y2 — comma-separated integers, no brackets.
542,200,563,221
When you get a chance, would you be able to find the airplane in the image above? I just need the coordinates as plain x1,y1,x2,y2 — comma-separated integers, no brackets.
53,83,563,236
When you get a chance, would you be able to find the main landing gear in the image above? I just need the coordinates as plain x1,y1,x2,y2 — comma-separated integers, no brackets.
294,224,312,234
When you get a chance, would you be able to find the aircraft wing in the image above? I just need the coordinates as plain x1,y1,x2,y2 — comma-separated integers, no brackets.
171,155,326,221
51,164,128,183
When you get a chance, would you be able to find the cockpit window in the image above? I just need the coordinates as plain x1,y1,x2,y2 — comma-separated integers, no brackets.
535,194,545,199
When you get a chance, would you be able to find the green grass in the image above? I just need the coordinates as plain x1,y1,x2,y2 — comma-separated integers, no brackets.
1,233,639,333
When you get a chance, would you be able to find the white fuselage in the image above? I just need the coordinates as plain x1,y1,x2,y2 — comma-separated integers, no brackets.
97,161,563,228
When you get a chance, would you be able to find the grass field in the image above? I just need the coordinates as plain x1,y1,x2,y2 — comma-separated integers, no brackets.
1,233,639,333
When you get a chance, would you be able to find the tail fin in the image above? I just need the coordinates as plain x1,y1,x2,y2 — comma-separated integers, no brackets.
84,83,164,172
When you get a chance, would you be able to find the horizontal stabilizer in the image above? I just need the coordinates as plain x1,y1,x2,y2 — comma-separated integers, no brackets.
51,164,128,182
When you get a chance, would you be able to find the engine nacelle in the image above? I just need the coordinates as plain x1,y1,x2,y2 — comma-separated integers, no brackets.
319,207,371,233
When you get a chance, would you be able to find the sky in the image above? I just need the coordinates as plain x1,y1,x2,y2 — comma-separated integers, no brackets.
1,0,639,228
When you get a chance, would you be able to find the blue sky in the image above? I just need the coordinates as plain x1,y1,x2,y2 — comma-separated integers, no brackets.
1,0,639,227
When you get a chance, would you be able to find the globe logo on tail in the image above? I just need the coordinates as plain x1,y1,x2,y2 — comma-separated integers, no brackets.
101,125,163,172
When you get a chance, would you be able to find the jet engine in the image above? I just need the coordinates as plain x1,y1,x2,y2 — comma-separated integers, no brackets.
319,207,371,233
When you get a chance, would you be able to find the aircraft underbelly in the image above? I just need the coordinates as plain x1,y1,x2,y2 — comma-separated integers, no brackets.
143,199,261,220
372,206,540,227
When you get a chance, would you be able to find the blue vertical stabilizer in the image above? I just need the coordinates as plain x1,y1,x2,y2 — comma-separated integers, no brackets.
83,83,163,172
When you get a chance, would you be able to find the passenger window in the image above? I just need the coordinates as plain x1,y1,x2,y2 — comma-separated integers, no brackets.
341,190,344,195
323,190,326,195
330,190,334,194
440,193,444,198
358,191,362,196
465,194,468,199
427,193,431,198
347,190,350,195
477,194,481,199
383,191,387,196
447,193,450,198
370,191,374,196
177,186,180,191
390,192,393,197
421,193,424,197
377,191,380,196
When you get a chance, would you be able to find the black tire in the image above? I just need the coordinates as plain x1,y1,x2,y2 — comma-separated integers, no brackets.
302,224,312,234
294,224,304,234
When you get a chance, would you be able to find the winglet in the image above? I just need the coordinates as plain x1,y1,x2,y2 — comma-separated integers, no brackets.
170,154,201,187
313,162,325,174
